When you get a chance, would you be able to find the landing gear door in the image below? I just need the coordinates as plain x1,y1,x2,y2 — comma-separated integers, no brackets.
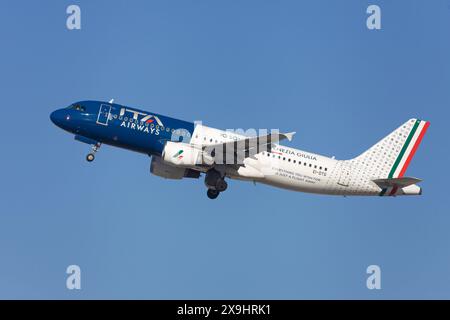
338,163,351,187
97,104,111,126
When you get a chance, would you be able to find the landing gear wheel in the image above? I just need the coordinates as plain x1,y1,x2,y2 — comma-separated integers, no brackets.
86,143,101,162
207,189,220,199
215,179,228,192
86,153,95,162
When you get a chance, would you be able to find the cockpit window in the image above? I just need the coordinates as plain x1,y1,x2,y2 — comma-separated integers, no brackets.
67,104,86,112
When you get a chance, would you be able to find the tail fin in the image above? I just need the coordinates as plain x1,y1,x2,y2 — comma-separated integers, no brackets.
350,118,430,181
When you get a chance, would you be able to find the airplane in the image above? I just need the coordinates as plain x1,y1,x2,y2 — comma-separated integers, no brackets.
50,100,430,199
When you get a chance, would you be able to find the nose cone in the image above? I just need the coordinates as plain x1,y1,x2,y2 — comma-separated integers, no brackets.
50,109,68,128
50,110,58,125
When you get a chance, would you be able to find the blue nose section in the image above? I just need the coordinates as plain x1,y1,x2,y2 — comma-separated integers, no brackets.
50,109,67,127
50,110,58,125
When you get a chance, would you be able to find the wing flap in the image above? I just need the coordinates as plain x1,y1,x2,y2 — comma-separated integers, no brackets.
208,131,295,151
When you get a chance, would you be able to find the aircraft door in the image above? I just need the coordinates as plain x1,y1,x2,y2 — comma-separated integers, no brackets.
97,104,111,126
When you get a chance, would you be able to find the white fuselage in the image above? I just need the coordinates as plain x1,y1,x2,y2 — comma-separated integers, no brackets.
190,124,373,196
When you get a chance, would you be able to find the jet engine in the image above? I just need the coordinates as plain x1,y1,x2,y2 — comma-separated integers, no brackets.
150,156,200,179
162,141,213,167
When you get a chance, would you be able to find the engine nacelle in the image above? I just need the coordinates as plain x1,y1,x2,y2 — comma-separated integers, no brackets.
150,156,200,179
162,141,213,167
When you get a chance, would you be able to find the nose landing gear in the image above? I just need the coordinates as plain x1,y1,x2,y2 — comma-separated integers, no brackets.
86,143,101,162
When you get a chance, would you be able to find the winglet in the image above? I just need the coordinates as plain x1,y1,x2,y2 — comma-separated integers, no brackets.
109,99,114,104
283,132,296,142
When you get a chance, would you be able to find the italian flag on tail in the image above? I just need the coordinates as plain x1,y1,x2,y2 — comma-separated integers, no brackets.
380,119,430,196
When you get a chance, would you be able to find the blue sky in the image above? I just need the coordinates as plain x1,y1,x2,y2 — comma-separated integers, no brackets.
0,0,449,299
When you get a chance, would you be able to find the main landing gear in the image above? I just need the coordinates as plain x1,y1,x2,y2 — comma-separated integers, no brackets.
205,169,228,200
86,142,101,162
207,189,220,199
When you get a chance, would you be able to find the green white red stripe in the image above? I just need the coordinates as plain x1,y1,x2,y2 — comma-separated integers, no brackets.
380,119,430,196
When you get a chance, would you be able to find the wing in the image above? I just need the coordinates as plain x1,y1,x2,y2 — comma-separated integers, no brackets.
201,131,296,165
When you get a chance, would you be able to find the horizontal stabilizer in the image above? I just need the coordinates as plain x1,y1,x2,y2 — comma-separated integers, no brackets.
372,177,422,189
